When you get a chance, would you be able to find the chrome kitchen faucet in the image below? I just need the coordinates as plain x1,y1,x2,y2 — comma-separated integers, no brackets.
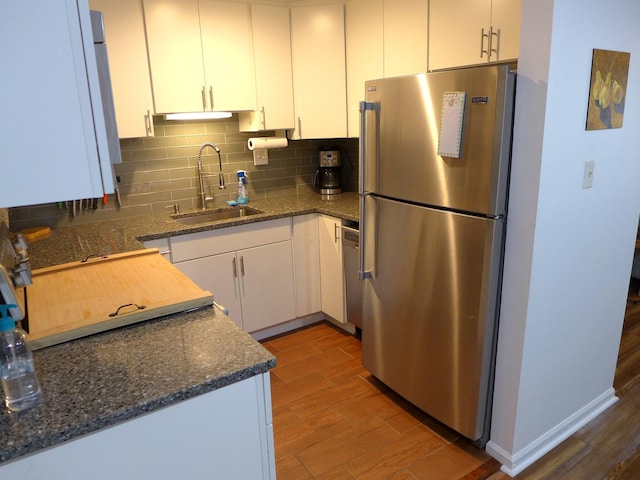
197,142,226,209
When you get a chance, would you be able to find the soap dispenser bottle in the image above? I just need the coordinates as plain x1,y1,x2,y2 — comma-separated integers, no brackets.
0,304,41,412
236,170,248,204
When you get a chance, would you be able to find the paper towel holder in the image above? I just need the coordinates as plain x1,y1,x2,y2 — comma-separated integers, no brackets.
247,132,289,166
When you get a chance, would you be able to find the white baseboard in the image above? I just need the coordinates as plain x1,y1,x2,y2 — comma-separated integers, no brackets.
486,387,618,477
250,313,357,341
250,313,325,341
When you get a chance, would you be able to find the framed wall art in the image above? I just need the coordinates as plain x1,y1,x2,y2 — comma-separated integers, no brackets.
586,48,630,130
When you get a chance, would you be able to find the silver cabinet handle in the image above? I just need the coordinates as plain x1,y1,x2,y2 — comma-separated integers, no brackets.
232,257,237,278
239,256,245,276
260,106,266,129
201,86,207,110
297,116,302,138
209,86,214,110
334,223,340,243
481,27,500,61
358,101,375,280
480,28,489,59
490,27,500,60
145,109,152,136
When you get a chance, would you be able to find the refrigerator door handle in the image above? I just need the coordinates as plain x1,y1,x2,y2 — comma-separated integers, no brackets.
358,101,376,197
358,101,376,280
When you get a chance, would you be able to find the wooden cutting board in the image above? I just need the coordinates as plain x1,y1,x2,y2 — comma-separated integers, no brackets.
25,249,213,350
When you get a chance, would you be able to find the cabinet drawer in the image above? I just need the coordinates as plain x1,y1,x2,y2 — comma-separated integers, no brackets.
170,218,291,262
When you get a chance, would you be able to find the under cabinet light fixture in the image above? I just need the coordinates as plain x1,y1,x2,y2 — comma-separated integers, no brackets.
164,112,232,121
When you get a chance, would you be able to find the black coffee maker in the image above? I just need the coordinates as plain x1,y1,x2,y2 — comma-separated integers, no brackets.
314,147,341,195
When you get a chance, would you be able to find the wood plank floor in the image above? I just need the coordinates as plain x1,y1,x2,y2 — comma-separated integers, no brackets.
263,323,500,480
264,283,640,479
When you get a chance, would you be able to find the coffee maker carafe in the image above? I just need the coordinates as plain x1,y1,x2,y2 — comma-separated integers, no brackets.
314,148,341,195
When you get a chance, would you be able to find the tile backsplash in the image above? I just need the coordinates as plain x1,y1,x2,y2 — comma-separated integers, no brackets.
9,115,358,231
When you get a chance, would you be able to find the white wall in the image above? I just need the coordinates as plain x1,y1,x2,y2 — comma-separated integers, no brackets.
488,0,640,475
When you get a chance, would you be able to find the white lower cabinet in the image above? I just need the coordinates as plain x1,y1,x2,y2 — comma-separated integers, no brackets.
292,214,321,317
170,218,296,333
175,242,296,332
318,215,346,323
0,373,275,479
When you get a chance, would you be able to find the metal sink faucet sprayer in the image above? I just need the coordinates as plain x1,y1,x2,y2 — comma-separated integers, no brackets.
197,142,226,209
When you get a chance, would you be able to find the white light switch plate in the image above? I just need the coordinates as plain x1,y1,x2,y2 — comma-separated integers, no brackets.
583,160,595,189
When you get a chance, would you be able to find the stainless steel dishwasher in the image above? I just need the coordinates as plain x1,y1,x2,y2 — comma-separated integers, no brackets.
342,225,362,330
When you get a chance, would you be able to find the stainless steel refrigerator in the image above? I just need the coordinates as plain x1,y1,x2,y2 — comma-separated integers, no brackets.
358,63,516,446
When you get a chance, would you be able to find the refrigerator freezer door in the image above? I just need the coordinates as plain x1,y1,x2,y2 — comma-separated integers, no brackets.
361,196,504,442
363,64,515,217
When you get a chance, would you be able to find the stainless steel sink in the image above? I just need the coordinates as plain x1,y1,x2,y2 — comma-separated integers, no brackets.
172,206,263,225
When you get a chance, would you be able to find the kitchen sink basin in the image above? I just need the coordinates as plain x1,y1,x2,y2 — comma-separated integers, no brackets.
172,206,263,225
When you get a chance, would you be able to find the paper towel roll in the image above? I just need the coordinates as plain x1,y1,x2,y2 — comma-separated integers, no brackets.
248,136,288,150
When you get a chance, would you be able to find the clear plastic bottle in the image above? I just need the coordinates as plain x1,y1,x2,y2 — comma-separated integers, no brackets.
236,170,248,204
0,304,41,412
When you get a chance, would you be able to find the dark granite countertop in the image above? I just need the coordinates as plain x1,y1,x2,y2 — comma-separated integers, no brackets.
0,307,275,464
0,192,357,465
27,192,359,270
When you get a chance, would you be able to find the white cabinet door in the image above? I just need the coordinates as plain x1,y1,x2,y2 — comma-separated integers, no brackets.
239,4,295,132
318,215,345,324
199,0,255,112
0,0,112,208
290,4,347,139
383,0,428,77
345,0,383,138
490,0,522,62
292,214,321,317
429,0,487,71
429,0,521,70
143,0,205,113
174,252,244,329
144,0,255,114
240,241,296,332
90,0,154,138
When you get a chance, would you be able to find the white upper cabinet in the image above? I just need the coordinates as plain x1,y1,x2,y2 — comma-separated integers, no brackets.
345,0,428,137
383,0,429,78
428,0,521,71
143,0,255,114
290,4,348,140
199,1,255,111
90,0,154,138
239,4,295,132
345,0,383,138
490,0,522,61
143,0,203,113
0,0,114,208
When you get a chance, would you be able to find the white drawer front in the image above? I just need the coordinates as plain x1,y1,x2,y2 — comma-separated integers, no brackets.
170,218,292,262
